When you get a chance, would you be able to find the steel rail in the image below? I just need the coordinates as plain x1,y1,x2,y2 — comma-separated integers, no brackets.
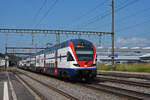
78,83,150,100
96,76,150,88
14,72,47,100
14,70,78,100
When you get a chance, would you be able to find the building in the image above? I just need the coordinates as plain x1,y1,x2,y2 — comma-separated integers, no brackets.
0,57,5,67
139,53,150,63
96,47,150,64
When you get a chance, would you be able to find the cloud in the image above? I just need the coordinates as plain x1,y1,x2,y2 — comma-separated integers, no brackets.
116,37,150,47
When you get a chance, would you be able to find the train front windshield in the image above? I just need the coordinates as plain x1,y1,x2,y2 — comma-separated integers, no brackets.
75,44,94,61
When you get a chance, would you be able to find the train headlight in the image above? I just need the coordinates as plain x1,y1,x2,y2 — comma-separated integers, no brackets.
92,64,96,66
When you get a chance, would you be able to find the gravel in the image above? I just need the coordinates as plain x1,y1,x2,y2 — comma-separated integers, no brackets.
97,75,150,94
19,74,69,100
99,81,150,94
16,69,129,100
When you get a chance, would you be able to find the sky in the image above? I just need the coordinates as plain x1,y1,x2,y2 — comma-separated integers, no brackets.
0,0,150,53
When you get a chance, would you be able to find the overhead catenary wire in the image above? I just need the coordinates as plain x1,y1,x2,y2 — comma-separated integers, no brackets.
71,0,108,23
118,7,150,23
75,9,111,29
32,0,48,25
60,0,109,30
32,0,48,45
75,0,140,29
115,0,139,13
34,0,59,27
33,0,59,46
116,18,150,32
92,4,150,30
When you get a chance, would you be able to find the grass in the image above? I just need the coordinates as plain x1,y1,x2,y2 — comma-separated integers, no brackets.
97,63,150,73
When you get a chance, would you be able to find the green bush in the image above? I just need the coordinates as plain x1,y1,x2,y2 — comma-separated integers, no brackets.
98,63,150,73
98,65,112,71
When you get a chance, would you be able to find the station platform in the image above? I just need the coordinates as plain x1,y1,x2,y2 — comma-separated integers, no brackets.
0,71,36,100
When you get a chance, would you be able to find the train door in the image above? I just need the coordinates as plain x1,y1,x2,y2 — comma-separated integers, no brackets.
34,56,36,71
43,53,46,73
55,50,58,76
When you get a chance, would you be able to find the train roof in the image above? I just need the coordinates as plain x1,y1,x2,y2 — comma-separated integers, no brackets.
70,39,93,45
30,39,93,56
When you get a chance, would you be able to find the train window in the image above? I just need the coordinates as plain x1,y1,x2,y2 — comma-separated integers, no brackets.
76,50,93,61
51,63,52,68
67,52,74,61
53,63,54,67
75,43,93,61
46,63,49,67
61,42,67,48
41,59,44,63
37,59,40,63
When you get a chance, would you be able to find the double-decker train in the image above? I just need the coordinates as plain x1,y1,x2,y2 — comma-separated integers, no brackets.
19,39,97,80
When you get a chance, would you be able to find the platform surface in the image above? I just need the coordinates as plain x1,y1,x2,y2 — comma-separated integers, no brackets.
0,71,36,100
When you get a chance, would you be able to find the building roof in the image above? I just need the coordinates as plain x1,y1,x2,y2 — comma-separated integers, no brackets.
131,47,140,49
98,56,139,60
143,47,150,49
97,46,103,49
120,47,128,49
140,53,150,58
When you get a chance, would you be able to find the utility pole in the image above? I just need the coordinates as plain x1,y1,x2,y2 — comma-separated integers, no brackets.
5,46,8,71
5,34,8,71
32,32,34,45
56,33,60,44
78,34,81,39
98,34,102,47
111,0,115,70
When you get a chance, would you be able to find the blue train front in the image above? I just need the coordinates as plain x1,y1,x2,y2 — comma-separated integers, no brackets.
19,39,97,80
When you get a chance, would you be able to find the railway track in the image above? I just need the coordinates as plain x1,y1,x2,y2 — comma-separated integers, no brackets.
76,81,150,100
15,73,44,100
80,83,150,100
13,68,150,100
14,71,78,100
98,71,150,80
96,75,150,88
76,75,150,100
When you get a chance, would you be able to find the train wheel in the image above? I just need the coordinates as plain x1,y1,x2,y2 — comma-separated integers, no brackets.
62,72,68,81
69,77,76,83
